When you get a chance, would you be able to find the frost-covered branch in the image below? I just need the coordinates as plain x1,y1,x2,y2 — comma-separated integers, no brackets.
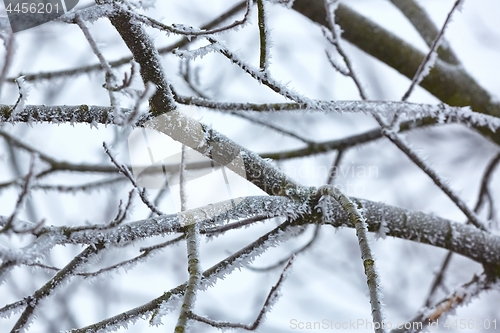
175,145,202,333
188,255,295,330
389,0,460,65
249,225,319,272
68,219,304,332
0,154,40,235
95,0,176,116
318,197,500,268
324,0,368,101
7,2,249,83
2,102,500,132
109,0,253,37
383,131,487,231
9,242,106,333
317,185,385,332
198,38,310,104
3,196,500,330
391,273,496,333
0,196,306,249
401,0,464,102
103,142,164,215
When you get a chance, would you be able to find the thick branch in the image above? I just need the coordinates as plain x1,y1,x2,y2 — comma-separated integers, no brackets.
96,0,176,115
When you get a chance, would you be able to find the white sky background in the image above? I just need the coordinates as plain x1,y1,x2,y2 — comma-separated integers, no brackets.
0,0,499,332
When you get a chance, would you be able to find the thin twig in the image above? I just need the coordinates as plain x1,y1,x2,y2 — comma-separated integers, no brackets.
391,273,491,333
188,255,295,330
0,154,41,234
103,142,164,215
175,144,202,333
327,149,344,185
10,243,106,333
115,0,253,37
389,0,460,65
423,152,500,306
248,225,319,272
401,0,464,102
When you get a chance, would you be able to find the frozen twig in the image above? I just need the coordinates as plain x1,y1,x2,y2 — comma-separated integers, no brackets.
325,0,487,232
189,255,295,330
382,131,487,231
0,154,42,235
317,185,385,333
249,225,319,271
389,0,460,65
25,235,185,280
114,0,253,37
401,0,464,102
6,2,249,83
75,13,122,121
9,243,106,333
424,152,500,307
175,145,202,333
103,142,164,215
201,38,310,104
391,273,493,333
324,0,368,100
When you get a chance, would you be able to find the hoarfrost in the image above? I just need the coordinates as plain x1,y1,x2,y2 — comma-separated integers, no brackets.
150,294,182,326
60,3,114,24
173,43,220,60
199,224,304,291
